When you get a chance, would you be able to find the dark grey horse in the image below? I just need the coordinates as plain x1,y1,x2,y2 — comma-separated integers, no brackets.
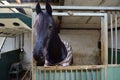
33,2,73,66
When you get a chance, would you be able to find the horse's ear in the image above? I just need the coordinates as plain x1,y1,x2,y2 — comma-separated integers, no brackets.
36,2,42,14
46,2,52,16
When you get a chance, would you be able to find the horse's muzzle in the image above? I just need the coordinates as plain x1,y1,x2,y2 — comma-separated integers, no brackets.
33,53,45,62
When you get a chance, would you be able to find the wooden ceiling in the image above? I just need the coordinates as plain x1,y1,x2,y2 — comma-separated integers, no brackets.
1,0,120,29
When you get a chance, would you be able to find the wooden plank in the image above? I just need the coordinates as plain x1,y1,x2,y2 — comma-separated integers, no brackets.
1,1,19,13
37,65,104,71
0,18,31,37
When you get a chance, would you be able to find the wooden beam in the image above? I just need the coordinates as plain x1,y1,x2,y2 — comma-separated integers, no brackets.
1,1,19,13
37,65,104,71
85,0,106,24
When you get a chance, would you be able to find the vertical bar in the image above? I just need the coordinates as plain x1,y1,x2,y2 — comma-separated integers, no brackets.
0,37,7,59
38,69,40,80
115,14,118,64
32,11,36,80
50,70,51,80
14,36,16,49
86,68,88,80
101,16,104,64
71,69,73,80
100,69,102,80
60,70,62,80
36,69,38,80
19,35,22,49
96,69,98,80
76,69,78,80
101,14,108,80
44,69,46,80
40,69,42,80
104,14,108,80
110,14,113,64
66,70,67,80
54,70,56,80
91,69,93,80
81,69,83,80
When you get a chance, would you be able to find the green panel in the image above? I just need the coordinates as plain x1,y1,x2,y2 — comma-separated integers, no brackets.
36,69,101,80
108,67,120,80
0,49,21,80
101,68,105,80
36,67,120,80
108,48,120,64
101,67,120,80
0,13,32,28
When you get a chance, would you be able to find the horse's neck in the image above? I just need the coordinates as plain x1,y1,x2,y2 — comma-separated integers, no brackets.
47,34,67,64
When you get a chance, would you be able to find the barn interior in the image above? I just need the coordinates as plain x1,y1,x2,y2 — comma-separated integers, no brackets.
0,0,120,80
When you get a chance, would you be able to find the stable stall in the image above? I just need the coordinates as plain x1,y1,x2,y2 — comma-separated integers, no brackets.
0,12,31,80
32,6,120,80
0,4,120,80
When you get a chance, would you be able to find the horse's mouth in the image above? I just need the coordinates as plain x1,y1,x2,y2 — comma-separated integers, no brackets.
40,56,45,61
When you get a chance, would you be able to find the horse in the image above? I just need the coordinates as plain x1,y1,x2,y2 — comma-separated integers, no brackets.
33,2,73,66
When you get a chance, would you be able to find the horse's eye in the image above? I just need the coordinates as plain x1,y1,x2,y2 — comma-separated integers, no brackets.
49,25,52,30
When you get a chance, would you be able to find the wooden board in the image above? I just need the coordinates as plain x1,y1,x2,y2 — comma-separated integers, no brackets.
0,18,31,37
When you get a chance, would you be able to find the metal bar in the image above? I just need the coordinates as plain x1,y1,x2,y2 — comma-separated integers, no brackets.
0,4,31,8
33,11,106,16
110,14,113,64
31,6,120,11
115,14,118,64
32,11,36,80
91,69,93,80
86,68,88,80
53,12,106,16
104,14,108,80
44,70,46,80
0,37,7,58
101,16,104,64
96,69,98,80
1,4,120,11
76,69,78,80
60,70,62,80
0,37,7,52
81,69,83,80
36,69,37,80
39,69,41,80
50,70,51,80
100,69,102,80
54,70,56,80
65,70,67,80
71,69,73,80
1,1,19,13
101,13,108,80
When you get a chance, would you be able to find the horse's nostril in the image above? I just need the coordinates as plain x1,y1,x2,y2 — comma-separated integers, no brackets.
40,56,44,59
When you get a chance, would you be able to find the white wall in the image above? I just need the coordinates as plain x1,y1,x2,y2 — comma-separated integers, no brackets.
59,30,101,65
22,32,32,70
0,37,18,52
0,30,119,67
